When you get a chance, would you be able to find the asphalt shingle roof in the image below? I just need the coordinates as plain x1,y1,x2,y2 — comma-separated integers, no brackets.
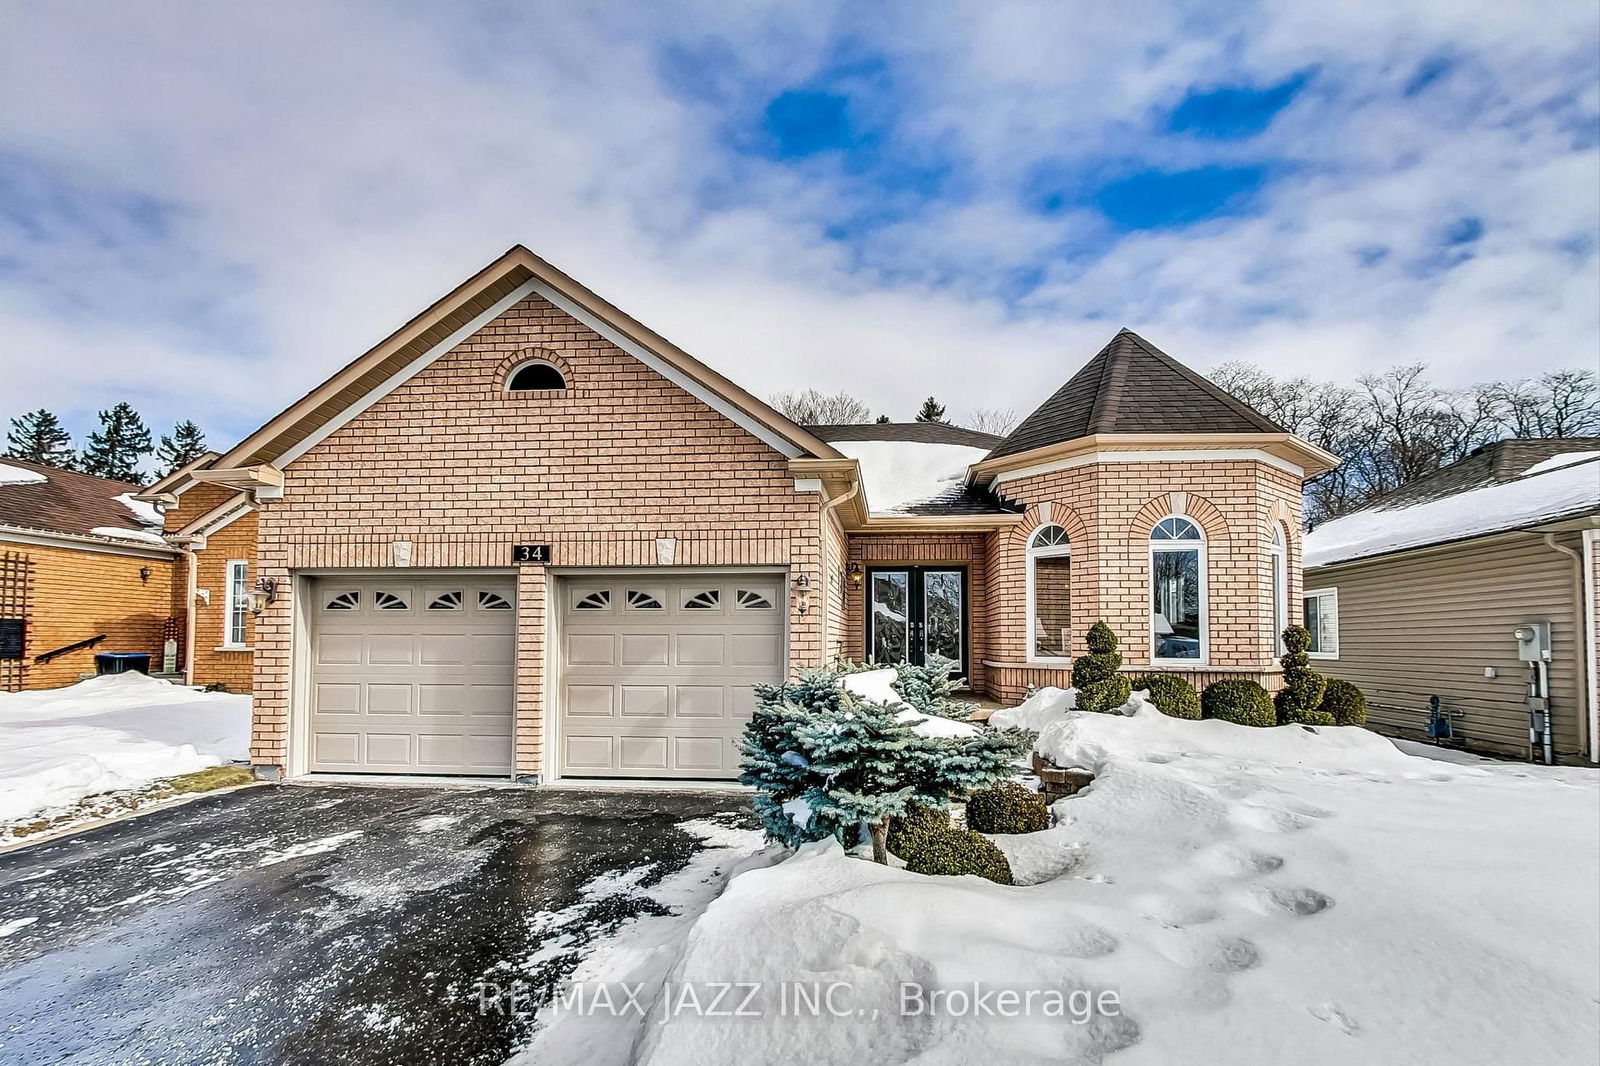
806,422,1005,448
986,329,1284,460
0,458,159,540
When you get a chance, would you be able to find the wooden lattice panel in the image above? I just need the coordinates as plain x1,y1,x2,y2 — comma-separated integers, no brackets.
0,550,32,692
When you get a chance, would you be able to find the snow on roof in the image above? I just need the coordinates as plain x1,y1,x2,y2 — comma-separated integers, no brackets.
1523,450,1600,476
0,463,48,486
830,439,990,516
89,526,169,546
1306,455,1600,568
115,492,164,528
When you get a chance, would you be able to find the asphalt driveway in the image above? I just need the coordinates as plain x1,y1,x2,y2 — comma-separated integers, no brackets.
0,783,756,1066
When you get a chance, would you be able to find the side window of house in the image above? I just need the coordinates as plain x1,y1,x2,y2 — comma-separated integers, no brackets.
1028,524,1072,659
1270,524,1288,654
1150,517,1204,661
225,560,249,647
1304,588,1338,658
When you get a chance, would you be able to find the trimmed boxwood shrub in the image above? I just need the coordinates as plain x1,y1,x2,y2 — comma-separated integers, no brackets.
887,802,950,858
1202,678,1276,727
1274,625,1329,725
1072,621,1133,713
1321,678,1368,726
903,826,1014,885
964,781,1049,834
1133,674,1202,719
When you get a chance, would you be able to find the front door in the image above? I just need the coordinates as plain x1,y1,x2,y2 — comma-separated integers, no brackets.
866,567,967,676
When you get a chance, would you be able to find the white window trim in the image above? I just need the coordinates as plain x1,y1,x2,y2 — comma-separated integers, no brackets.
1150,517,1208,666
1304,587,1339,660
1270,526,1288,657
222,559,250,650
1025,529,1073,665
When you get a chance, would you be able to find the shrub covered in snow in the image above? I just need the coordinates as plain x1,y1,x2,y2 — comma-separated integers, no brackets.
886,802,950,858
739,665,1033,861
1071,621,1133,713
1274,625,1332,725
1321,678,1368,726
892,655,975,721
1201,678,1276,727
902,825,1014,884
1132,674,1202,719
964,780,1049,834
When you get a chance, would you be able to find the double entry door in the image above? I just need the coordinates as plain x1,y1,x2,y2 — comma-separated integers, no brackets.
866,567,967,676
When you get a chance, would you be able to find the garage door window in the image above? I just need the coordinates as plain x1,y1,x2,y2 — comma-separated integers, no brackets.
373,589,410,611
427,590,463,610
478,590,513,611
574,590,611,610
626,589,663,610
682,589,720,610
736,589,774,610
325,590,360,611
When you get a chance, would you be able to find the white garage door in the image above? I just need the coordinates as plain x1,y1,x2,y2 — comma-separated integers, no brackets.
307,576,516,775
558,573,785,779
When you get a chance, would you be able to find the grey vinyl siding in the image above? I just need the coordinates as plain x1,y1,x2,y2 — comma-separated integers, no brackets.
1307,531,1589,761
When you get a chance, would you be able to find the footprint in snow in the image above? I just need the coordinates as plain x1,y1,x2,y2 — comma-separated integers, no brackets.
1261,885,1334,917
1310,1003,1361,1035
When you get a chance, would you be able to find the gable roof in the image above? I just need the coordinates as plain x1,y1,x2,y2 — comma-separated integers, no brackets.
807,422,1004,448
1305,440,1600,568
133,450,221,500
986,329,1284,461
212,245,841,473
0,459,170,546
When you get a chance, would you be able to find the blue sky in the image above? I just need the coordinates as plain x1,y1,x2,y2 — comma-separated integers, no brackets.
1,1,1597,451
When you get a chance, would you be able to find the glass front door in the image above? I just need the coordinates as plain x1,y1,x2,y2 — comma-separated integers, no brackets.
867,567,967,675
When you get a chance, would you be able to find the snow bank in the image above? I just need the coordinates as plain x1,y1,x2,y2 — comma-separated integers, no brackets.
0,462,48,486
0,674,251,828
1305,456,1600,567
842,668,980,738
637,706,1598,1065
830,439,990,515
989,685,1077,731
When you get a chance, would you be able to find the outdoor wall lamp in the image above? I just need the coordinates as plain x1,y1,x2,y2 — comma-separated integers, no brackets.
248,576,279,615
846,561,863,588
792,573,811,616
138,566,152,583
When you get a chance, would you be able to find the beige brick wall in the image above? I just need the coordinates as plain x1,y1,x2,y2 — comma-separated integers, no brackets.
3,540,181,690
248,293,824,775
981,458,1304,702
187,510,258,693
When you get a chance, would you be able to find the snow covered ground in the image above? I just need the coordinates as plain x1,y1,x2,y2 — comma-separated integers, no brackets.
547,696,1598,1066
0,674,251,836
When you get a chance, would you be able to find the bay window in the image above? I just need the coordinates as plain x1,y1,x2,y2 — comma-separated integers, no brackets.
1150,517,1204,662
1027,524,1071,660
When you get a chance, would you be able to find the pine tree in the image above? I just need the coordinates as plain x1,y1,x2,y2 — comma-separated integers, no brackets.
5,409,75,469
915,397,947,423
154,420,208,477
875,414,891,424
79,402,153,483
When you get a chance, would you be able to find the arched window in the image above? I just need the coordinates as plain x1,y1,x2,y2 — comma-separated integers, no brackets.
1027,523,1072,661
1270,524,1288,655
1150,516,1205,662
506,360,567,392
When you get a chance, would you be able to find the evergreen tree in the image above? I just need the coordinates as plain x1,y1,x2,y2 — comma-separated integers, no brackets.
154,420,208,477
875,414,891,424
79,402,153,482
5,409,75,469
1071,621,1132,712
1274,625,1332,725
915,397,947,423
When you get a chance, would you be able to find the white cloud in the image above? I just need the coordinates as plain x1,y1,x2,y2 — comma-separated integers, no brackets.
0,0,1594,447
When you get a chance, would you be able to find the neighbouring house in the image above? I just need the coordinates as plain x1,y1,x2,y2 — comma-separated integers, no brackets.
193,244,1335,783
130,453,259,693
1306,439,1600,765
0,458,182,691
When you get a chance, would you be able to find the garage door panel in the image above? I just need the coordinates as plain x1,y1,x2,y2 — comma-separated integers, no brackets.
363,733,413,766
619,633,670,666
676,633,725,666
676,686,724,718
367,634,414,665
316,634,364,666
309,577,515,775
559,574,783,780
619,736,669,770
567,633,615,666
621,686,669,717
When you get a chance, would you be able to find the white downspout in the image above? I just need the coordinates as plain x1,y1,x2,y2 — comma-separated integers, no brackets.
1583,529,1599,764
1544,533,1589,763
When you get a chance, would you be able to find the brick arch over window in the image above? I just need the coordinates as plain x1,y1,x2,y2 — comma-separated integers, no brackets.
495,346,574,390
1130,491,1230,542
1012,501,1090,550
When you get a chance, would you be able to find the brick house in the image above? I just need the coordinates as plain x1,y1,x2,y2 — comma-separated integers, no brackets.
0,459,183,690
195,245,1335,782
